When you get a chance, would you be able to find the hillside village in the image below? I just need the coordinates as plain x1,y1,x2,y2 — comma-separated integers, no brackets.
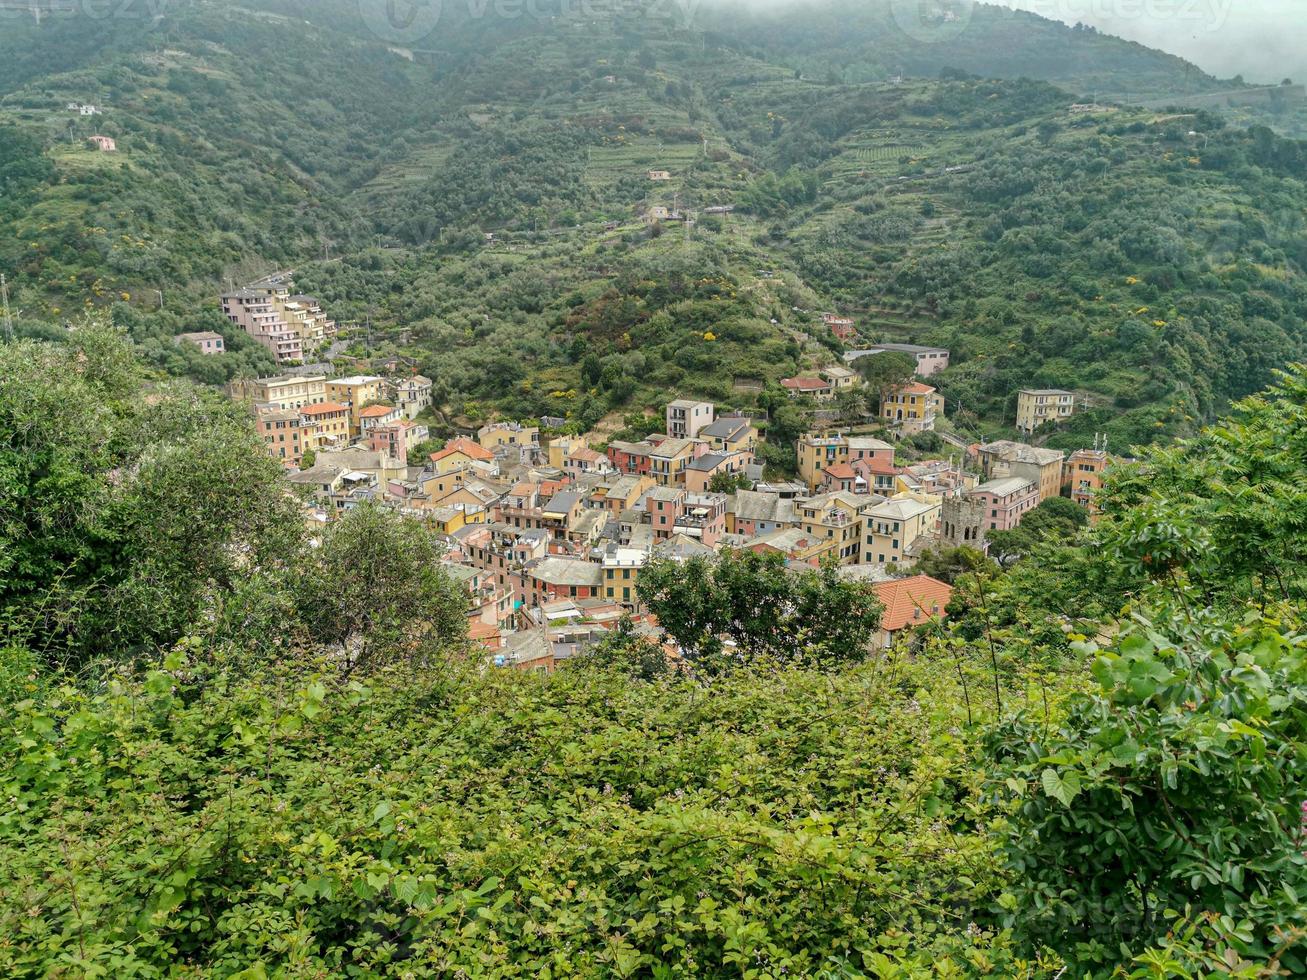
216,283,1118,672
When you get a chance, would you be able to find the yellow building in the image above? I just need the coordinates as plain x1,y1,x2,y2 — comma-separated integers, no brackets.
797,432,849,492
429,437,496,475
602,548,647,608
1015,389,1076,434
880,382,942,435
547,436,582,471
325,376,386,433
299,401,351,451
479,422,540,451
796,491,864,565
592,474,656,515
228,374,326,411
648,438,698,487
428,504,487,536
860,494,940,566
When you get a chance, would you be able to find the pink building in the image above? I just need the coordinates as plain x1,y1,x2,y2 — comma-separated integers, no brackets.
368,420,429,465
175,331,224,355
221,288,302,364
88,135,116,152
676,492,728,548
969,476,1039,531
644,486,686,540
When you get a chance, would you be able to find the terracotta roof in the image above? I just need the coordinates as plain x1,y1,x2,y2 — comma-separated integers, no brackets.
301,401,349,416
892,382,937,395
468,621,502,644
432,438,495,463
823,463,857,480
781,377,831,391
872,575,952,633
855,456,900,476
359,404,396,418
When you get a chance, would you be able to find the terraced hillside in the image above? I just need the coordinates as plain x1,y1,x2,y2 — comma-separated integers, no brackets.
1,0,1306,451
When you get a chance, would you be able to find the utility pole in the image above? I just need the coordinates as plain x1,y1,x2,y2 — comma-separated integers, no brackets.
1,273,12,341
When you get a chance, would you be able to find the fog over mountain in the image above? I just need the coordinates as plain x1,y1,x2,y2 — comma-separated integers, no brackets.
999,0,1307,84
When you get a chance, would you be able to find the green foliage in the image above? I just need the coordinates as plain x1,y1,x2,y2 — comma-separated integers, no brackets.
1097,367,1307,604
986,612,1307,972
854,351,918,397
637,551,882,672
296,503,468,674
0,651,992,977
986,495,1090,566
0,326,301,665
707,469,753,494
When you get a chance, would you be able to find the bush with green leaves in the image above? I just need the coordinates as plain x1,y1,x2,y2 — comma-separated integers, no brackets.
1,649,1002,977
985,612,1307,972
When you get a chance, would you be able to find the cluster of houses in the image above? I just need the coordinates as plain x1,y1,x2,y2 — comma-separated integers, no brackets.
231,385,1043,670
220,282,338,364
218,297,1102,673
229,371,434,467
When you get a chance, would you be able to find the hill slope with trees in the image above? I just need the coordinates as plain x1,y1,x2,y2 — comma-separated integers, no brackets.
1,0,1305,445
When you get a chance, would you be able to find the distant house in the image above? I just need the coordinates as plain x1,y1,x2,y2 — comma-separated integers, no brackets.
87,135,116,152
665,399,715,439
819,364,859,391
648,170,672,181
1015,389,1076,433
845,344,950,378
1063,448,1110,519
387,374,433,420
870,575,953,648
880,382,942,435
780,376,835,401
643,205,670,224
700,416,758,461
358,403,403,433
175,331,224,355
821,312,857,341
78,104,101,116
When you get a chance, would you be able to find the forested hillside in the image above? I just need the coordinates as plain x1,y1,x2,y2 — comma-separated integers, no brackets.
1,0,1306,444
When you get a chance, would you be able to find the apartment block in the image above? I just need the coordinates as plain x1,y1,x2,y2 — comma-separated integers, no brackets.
1015,389,1076,433
228,374,326,412
666,399,715,439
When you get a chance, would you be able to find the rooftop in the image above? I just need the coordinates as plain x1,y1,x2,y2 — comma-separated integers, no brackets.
844,343,947,361
781,377,832,391
972,477,1036,498
872,575,953,632
300,401,350,416
530,557,604,588
700,417,752,440
432,438,495,463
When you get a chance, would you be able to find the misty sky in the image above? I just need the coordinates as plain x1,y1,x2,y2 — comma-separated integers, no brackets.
996,0,1307,84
